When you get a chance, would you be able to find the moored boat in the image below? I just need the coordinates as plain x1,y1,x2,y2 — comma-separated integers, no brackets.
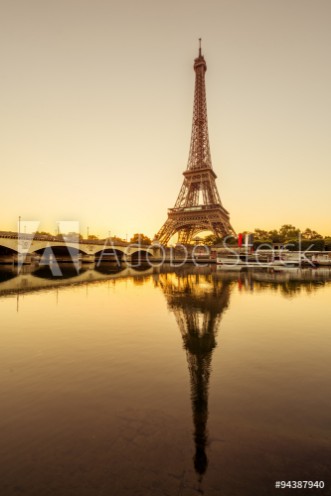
216,251,301,270
311,253,331,266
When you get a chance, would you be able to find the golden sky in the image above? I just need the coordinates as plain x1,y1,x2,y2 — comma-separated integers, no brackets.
1,0,330,238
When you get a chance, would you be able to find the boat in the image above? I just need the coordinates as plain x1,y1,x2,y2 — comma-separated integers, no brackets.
216,252,301,270
311,253,331,266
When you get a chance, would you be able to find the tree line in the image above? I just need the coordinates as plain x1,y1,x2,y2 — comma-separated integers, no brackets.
34,231,152,244
204,224,331,250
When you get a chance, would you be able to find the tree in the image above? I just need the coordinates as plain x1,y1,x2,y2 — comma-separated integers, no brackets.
130,233,152,245
268,229,282,243
202,234,237,245
254,228,270,240
203,234,218,245
87,234,99,240
302,228,323,240
34,231,52,236
279,224,300,241
324,238,331,250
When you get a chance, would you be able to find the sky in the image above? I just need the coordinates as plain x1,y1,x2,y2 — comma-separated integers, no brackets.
1,0,331,239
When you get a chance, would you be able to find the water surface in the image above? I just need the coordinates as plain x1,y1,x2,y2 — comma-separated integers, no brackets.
1,265,331,495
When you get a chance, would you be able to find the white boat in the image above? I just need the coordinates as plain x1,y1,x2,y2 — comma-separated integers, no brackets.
311,253,331,266
216,253,300,270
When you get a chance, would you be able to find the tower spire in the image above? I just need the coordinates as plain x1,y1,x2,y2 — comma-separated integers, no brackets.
189,37,210,171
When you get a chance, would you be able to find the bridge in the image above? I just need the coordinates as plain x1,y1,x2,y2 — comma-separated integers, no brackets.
0,231,159,265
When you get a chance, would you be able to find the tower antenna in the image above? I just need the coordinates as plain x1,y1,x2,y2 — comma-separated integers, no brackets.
199,38,202,56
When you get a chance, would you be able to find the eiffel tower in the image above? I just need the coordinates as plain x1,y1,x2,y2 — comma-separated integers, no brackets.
156,268,231,478
156,40,235,245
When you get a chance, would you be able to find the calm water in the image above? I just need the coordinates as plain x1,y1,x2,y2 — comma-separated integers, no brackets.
1,264,331,496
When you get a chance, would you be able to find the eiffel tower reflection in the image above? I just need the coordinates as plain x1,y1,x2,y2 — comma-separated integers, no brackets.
157,268,231,479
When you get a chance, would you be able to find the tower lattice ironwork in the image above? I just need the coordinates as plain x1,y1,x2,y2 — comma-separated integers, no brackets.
156,40,235,245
